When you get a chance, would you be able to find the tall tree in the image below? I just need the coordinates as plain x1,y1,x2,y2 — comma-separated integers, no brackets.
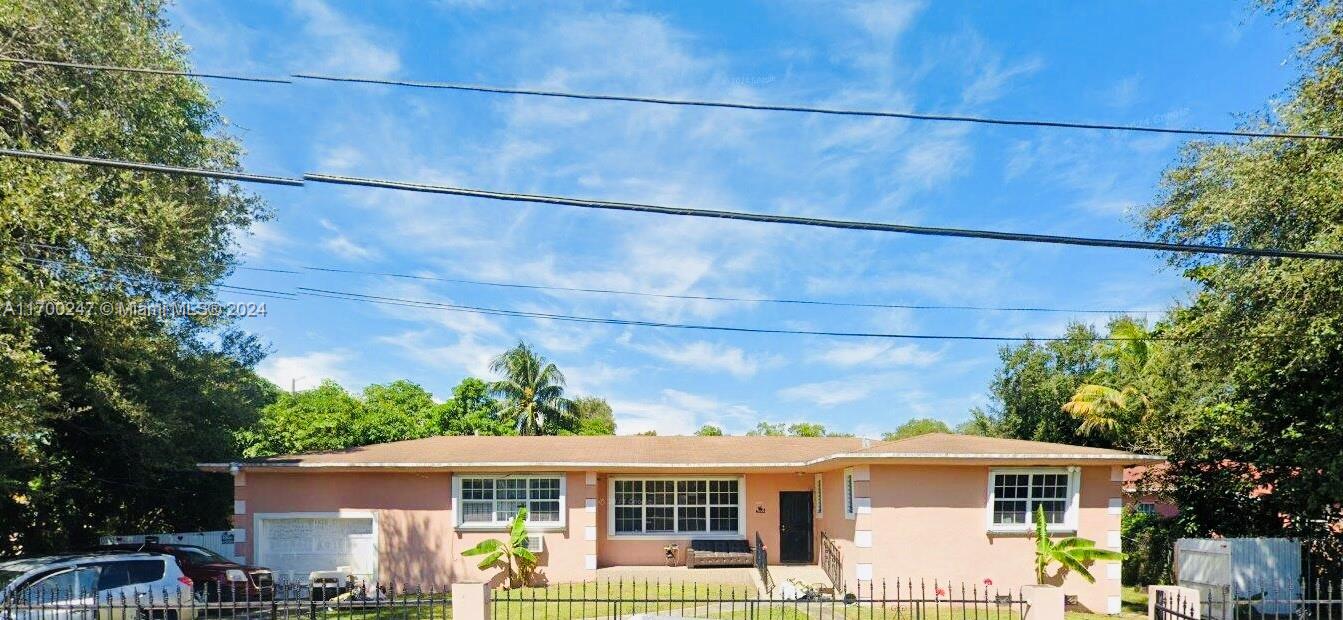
694,424,724,436
970,324,1110,447
882,418,952,442
0,0,273,555
488,341,575,435
568,397,616,435
1135,0,1343,549
435,377,511,436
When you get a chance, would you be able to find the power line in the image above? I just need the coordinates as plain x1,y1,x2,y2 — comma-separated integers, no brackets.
0,148,304,186
0,56,291,84
6,147,1338,261
301,265,1164,315
296,286,1299,342
3,55,1333,141
292,73,1343,142
303,173,1343,261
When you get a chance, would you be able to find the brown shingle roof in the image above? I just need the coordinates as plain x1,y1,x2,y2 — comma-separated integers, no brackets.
848,433,1147,457
204,433,1160,472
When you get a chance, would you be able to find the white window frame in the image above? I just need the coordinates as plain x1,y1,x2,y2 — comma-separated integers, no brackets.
607,475,745,539
814,473,824,516
843,468,856,520
985,467,1080,534
452,474,567,531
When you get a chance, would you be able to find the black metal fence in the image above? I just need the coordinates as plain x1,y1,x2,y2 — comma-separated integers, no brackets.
0,581,451,620
820,532,844,595
1198,578,1343,620
490,578,1026,620
1156,589,1199,620
754,532,774,595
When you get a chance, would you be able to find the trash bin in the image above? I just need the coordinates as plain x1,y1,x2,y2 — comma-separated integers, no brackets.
308,571,349,602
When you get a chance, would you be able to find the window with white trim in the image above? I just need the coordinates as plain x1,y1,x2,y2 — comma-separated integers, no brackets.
843,468,855,519
611,478,740,535
1136,502,1157,516
814,474,824,516
456,475,564,528
988,468,1077,532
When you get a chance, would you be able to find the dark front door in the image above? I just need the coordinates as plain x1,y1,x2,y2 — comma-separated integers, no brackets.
779,491,814,563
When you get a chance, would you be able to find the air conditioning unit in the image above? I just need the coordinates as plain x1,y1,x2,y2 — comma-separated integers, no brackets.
523,535,544,553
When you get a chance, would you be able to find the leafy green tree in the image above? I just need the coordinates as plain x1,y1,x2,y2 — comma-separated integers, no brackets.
567,397,616,435
358,380,439,445
971,324,1110,447
237,381,366,458
0,0,273,555
488,341,575,435
746,422,786,436
434,377,511,436
694,424,724,436
787,423,829,437
882,418,952,441
1033,506,1125,584
460,508,537,589
1133,0,1343,550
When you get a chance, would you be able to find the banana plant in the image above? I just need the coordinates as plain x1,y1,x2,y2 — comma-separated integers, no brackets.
461,508,538,588
1033,506,1125,584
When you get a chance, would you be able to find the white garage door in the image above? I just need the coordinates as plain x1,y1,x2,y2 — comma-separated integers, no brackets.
256,516,377,583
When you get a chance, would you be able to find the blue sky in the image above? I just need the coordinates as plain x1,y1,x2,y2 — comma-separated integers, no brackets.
171,0,1299,436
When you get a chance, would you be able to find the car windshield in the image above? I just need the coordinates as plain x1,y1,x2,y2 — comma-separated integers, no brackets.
175,547,233,565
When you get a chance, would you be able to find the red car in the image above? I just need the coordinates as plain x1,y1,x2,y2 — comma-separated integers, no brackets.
96,543,274,601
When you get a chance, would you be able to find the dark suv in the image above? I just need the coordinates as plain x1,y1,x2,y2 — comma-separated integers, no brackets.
95,544,273,602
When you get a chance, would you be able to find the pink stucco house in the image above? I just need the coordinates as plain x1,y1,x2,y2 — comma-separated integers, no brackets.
200,433,1161,613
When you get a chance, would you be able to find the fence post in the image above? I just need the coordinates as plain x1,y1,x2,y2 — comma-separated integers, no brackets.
1022,585,1065,620
452,582,491,620
1148,586,1201,620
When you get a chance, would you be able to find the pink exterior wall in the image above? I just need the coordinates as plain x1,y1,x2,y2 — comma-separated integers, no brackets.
592,474,811,567
234,471,594,586
232,463,1126,612
858,465,1123,612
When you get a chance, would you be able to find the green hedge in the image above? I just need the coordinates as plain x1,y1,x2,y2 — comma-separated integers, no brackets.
1121,510,1180,586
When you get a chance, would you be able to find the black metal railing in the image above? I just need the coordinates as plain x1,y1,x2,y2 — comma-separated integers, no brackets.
490,577,1025,620
821,531,844,594
0,580,451,620
1197,577,1343,620
1156,588,1200,620
754,531,774,595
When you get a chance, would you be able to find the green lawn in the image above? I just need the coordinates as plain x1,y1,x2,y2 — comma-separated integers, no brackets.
491,581,756,620
1065,587,1148,620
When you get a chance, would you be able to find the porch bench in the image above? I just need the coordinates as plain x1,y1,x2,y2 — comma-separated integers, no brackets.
685,539,754,568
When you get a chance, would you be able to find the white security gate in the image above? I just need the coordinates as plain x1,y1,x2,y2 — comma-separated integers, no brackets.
1176,538,1301,620
100,530,245,563
254,514,378,584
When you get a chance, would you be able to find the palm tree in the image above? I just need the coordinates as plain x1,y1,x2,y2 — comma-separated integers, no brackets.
1033,506,1125,584
1061,318,1158,437
488,341,574,435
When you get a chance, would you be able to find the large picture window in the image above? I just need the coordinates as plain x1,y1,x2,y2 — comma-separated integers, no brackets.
610,478,741,536
455,475,564,529
987,468,1077,532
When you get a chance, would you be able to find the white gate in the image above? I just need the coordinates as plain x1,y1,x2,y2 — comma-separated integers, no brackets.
99,529,246,563
1175,538,1301,620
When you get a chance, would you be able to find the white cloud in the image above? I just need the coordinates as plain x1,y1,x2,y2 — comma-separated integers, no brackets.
257,350,353,391
609,389,758,435
379,330,501,378
628,339,776,378
321,235,380,261
291,0,400,78
778,376,881,407
809,342,941,368
234,220,287,261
